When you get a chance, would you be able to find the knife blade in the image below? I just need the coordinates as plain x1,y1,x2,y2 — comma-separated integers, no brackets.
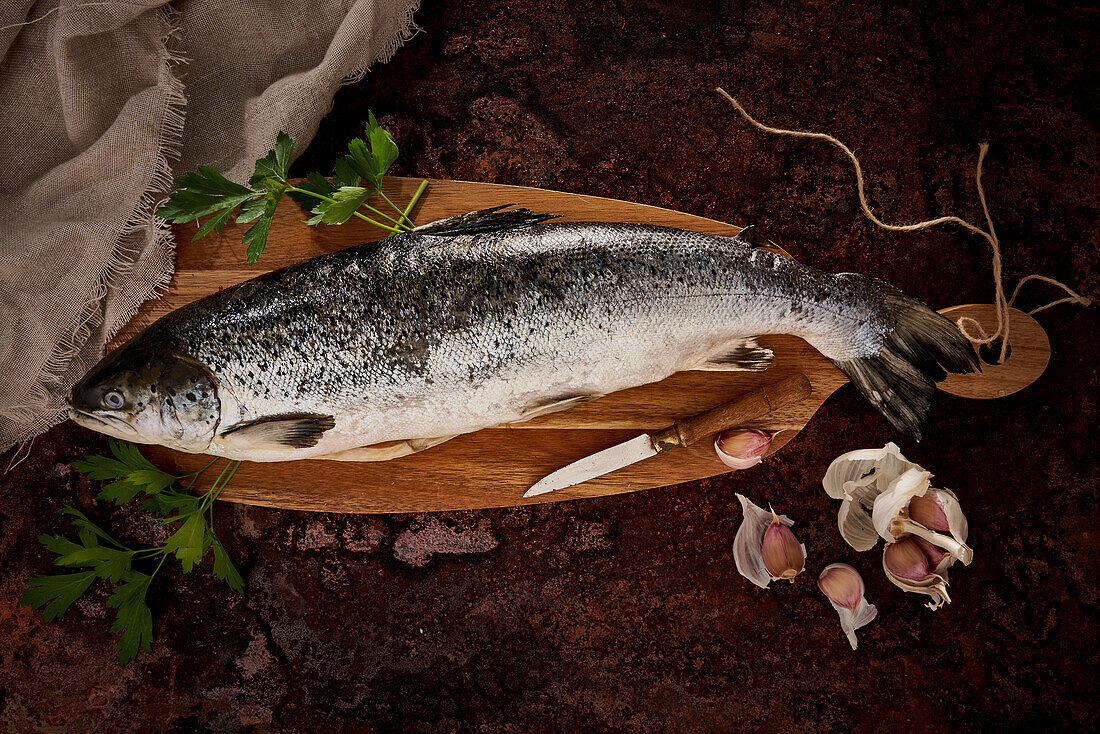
523,372,812,497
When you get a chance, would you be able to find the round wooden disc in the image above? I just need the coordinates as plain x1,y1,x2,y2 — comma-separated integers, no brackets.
935,304,1050,399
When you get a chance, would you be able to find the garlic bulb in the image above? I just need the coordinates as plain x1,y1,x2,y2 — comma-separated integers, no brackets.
883,537,952,609
817,563,877,650
872,467,973,565
715,429,771,470
822,444,975,610
821,442,922,551
733,494,806,588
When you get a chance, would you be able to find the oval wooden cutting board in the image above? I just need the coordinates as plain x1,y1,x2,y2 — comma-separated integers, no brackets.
108,177,1046,513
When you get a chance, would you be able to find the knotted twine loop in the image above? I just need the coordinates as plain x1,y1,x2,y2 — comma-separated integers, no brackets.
716,88,1091,364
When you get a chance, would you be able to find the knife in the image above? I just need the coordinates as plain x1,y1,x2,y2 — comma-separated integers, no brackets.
523,372,812,497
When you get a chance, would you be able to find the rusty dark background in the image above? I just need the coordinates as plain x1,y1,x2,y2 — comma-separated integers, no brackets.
2,0,1098,731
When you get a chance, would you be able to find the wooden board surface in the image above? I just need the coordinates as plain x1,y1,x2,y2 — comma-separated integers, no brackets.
110,177,1043,513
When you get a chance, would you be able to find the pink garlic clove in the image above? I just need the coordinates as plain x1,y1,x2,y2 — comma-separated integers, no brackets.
714,429,771,470
817,563,878,650
908,492,950,532
817,563,865,611
882,537,952,610
761,516,805,580
883,537,932,583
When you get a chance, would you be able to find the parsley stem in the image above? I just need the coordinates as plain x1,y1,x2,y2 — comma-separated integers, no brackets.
399,180,429,227
181,456,220,491
377,189,413,227
357,199,406,228
149,552,167,582
285,186,402,233
210,461,241,503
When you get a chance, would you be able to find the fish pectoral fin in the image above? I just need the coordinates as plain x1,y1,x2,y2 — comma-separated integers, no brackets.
219,413,336,450
694,338,774,372
513,393,603,423
315,435,458,462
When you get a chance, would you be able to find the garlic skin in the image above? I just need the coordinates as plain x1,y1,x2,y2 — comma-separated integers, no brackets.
822,442,921,551
883,536,952,610
872,467,973,565
715,429,771,470
733,494,807,588
817,563,878,650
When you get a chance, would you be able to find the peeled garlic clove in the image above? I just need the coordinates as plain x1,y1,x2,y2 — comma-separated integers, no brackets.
715,429,771,469
762,516,805,580
817,563,877,650
872,468,973,565
734,494,806,588
883,537,952,610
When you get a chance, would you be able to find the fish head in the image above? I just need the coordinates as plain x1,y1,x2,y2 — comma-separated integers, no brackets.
69,343,221,453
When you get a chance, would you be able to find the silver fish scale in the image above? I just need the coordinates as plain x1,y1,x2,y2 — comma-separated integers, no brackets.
142,222,892,457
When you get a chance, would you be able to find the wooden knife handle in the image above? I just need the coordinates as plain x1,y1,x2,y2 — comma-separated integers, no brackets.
673,373,813,447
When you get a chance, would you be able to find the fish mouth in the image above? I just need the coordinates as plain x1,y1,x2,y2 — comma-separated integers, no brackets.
67,407,138,436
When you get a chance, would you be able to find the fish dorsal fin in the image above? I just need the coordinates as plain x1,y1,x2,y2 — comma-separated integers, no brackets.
736,225,773,249
412,205,560,237
219,413,335,450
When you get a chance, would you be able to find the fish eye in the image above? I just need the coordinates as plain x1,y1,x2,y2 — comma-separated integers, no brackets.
101,389,125,410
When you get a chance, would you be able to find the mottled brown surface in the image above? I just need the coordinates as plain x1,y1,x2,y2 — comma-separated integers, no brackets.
2,0,1098,731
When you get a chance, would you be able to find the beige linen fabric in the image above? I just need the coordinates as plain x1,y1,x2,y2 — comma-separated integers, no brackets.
0,0,420,453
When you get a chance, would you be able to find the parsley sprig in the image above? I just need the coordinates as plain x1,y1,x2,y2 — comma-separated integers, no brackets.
156,112,428,264
20,440,243,664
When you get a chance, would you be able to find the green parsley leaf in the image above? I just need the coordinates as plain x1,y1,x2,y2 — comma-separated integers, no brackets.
19,571,95,622
311,186,372,226
142,487,204,518
54,544,134,583
157,166,255,225
109,439,160,472
72,440,178,505
107,572,153,664
209,533,244,593
59,507,128,550
241,186,283,264
342,112,399,190
249,131,295,188
37,533,83,557
333,156,362,189
164,512,207,573
71,454,132,481
287,171,339,212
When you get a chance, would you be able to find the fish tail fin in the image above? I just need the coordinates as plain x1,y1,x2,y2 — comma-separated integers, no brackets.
830,276,980,441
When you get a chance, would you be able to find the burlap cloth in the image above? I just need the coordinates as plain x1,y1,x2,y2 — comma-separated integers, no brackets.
0,0,420,453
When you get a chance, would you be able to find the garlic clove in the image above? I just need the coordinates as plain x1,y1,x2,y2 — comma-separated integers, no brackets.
883,537,952,610
930,487,970,551
872,467,934,542
913,535,954,576
817,563,877,650
761,515,806,580
884,536,932,582
908,492,950,531
715,429,771,470
872,468,974,565
733,494,806,588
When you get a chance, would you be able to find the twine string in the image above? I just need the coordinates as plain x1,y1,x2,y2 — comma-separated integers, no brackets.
716,88,1091,364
